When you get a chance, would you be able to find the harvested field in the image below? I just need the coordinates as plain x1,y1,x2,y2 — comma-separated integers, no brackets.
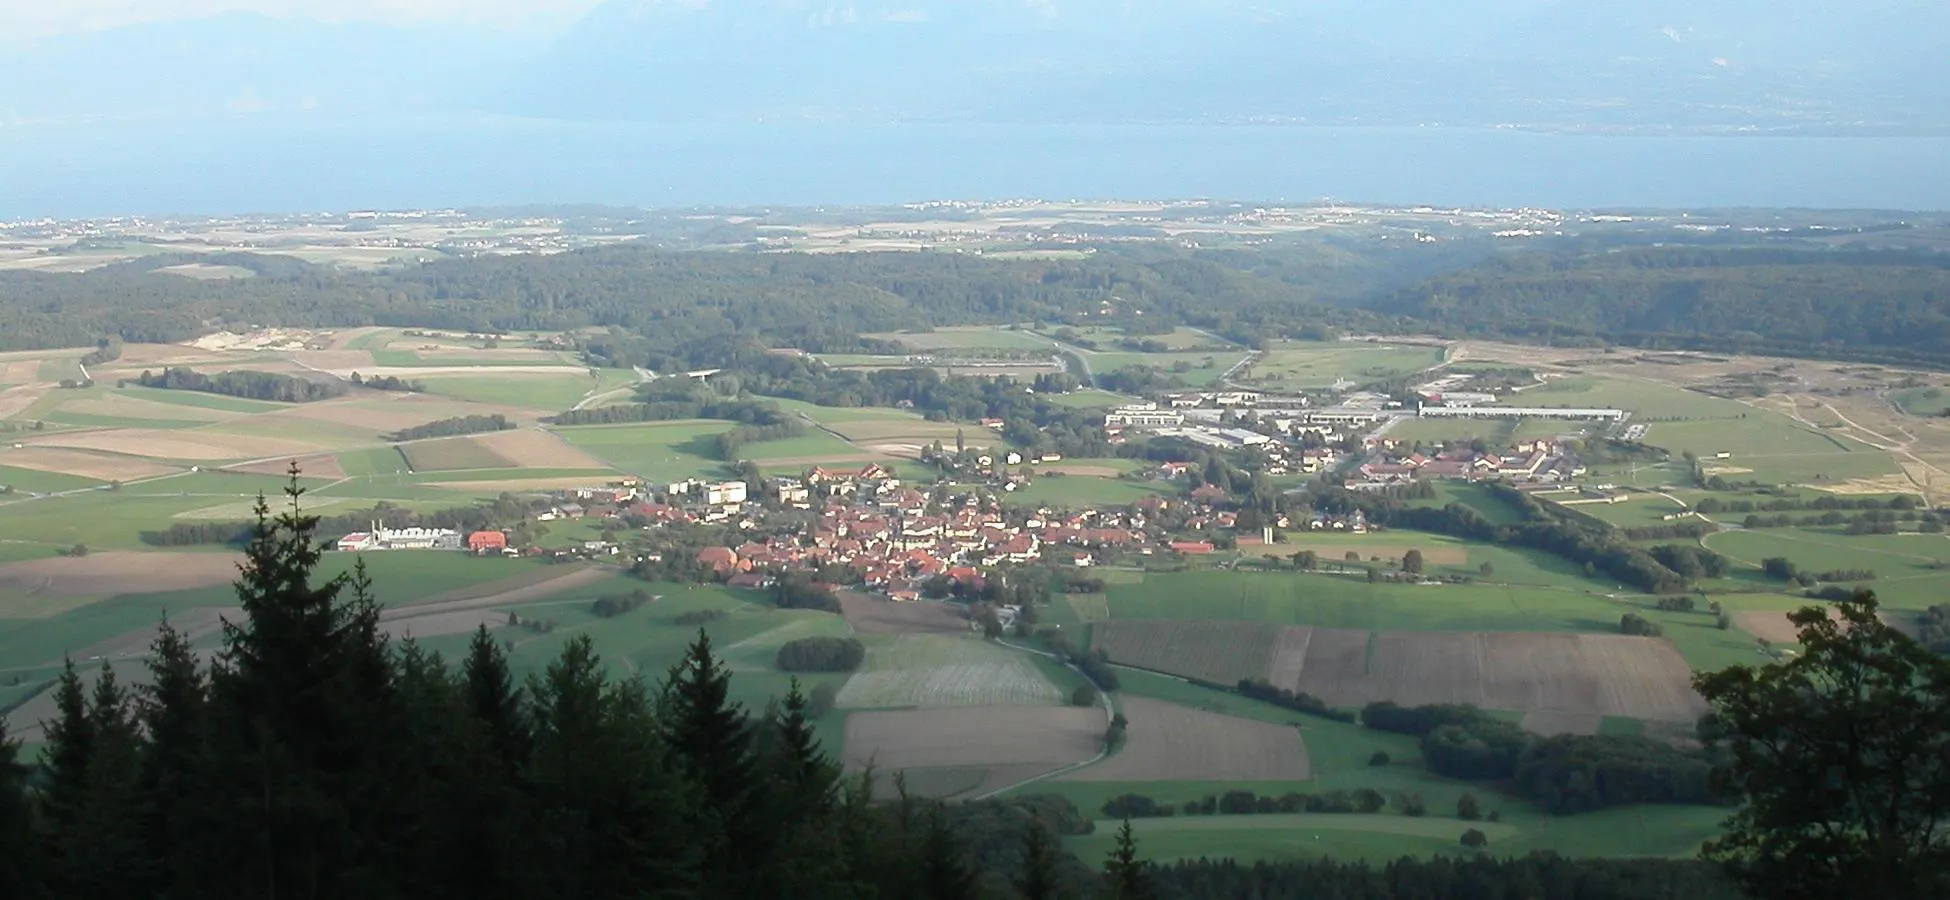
400,436,513,471
837,591,968,635
381,608,511,641
1061,695,1310,782
0,552,244,599
842,705,1103,772
1521,710,1605,736
1091,619,1291,685
68,606,234,662
1,361,44,382
1065,593,1111,622
1734,608,1834,645
837,635,1063,709
26,429,324,461
224,454,347,479
0,384,52,418
277,401,459,433
317,365,588,379
1281,630,1706,722
469,428,611,469
0,446,182,481
394,565,607,610
57,393,238,423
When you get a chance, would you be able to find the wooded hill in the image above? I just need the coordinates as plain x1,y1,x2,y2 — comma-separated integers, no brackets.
7,240,1950,370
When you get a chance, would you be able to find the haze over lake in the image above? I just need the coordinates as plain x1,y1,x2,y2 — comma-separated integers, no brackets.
5,119,1948,218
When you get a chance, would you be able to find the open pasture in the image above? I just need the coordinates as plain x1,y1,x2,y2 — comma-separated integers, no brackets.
0,463,107,494
1088,619,1307,687
836,634,1064,709
1891,386,1950,417
1068,813,1508,865
464,428,611,470
1005,476,1176,508
553,420,734,482
415,372,599,412
1105,570,1635,634
1242,341,1446,390
1090,351,1244,388
1062,695,1310,782
841,705,1103,773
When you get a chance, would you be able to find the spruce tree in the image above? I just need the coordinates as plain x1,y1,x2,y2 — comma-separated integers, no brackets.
1017,818,1065,900
463,622,529,772
664,628,761,893
920,807,980,900
1103,818,1152,900
0,718,47,900
37,659,95,834
138,618,211,899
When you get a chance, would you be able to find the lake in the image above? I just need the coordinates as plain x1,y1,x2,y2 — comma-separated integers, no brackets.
2,118,1948,217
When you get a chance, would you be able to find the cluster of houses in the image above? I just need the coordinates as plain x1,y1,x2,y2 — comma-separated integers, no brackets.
335,524,465,553
1348,440,1586,489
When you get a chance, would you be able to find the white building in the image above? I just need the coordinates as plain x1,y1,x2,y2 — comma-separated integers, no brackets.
1418,405,1626,421
372,525,463,550
1105,408,1186,428
706,481,749,505
336,532,377,552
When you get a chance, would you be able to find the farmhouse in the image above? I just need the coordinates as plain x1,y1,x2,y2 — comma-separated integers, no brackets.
467,531,509,553
336,532,377,552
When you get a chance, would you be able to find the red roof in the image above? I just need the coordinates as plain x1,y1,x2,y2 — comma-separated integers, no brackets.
467,531,508,550
1169,540,1216,555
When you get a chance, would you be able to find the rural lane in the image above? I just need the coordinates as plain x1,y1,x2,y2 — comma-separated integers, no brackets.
971,636,1119,800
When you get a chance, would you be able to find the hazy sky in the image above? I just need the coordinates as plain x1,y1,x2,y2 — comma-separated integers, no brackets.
0,0,610,38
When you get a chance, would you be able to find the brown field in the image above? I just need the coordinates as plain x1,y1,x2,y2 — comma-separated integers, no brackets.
842,705,1104,772
837,591,969,635
0,552,243,600
1061,695,1310,782
1520,710,1605,737
469,428,611,469
1734,607,1846,645
400,436,514,471
0,384,52,418
1090,619,1295,686
25,428,325,461
324,327,390,350
1,361,43,382
390,565,609,611
1279,629,1707,722
289,350,378,371
0,446,183,480
108,343,230,367
224,454,348,479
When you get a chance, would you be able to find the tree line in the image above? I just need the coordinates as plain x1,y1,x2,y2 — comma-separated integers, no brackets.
388,413,515,442
775,636,867,673
128,367,346,403
141,494,539,547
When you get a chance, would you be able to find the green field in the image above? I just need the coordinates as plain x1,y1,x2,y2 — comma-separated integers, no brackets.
1089,351,1246,388
416,373,598,412
1241,342,1447,390
737,431,872,464
1043,390,1138,409
1038,673,1726,863
337,446,412,477
1004,476,1177,508
866,326,1057,353
1889,386,1950,417
0,465,107,494
554,421,737,482
1107,570,1635,634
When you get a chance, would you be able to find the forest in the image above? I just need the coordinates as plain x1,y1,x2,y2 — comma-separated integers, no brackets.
8,240,1950,373
387,414,515,442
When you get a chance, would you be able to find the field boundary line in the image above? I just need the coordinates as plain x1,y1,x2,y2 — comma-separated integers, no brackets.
975,637,1116,799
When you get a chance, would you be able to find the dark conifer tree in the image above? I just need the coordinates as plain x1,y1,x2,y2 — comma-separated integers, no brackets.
0,718,46,900
664,629,762,894
1103,818,1152,900
463,623,528,772
1018,818,1065,900
920,807,981,900
138,618,211,899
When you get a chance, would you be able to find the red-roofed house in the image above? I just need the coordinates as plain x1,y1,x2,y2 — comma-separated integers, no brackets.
1169,540,1216,555
696,547,742,575
467,531,508,553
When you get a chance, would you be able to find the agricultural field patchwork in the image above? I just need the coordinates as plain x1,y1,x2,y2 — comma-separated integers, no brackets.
1062,695,1311,782
842,705,1104,773
1089,619,1306,686
836,634,1065,709
1241,341,1447,390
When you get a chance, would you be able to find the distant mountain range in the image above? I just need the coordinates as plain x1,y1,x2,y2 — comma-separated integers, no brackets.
5,0,1946,130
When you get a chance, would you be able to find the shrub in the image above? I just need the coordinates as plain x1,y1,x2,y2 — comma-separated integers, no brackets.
1457,793,1482,821
775,637,867,673
1461,828,1489,849
806,682,840,717
1070,684,1100,708
1620,612,1663,637
1238,679,1357,722
1368,751,1391,767
1400,794,1427,817
673,609,730,626
1103,794,1168,819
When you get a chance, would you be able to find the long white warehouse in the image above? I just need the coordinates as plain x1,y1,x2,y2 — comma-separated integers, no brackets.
1418,405,1627,421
